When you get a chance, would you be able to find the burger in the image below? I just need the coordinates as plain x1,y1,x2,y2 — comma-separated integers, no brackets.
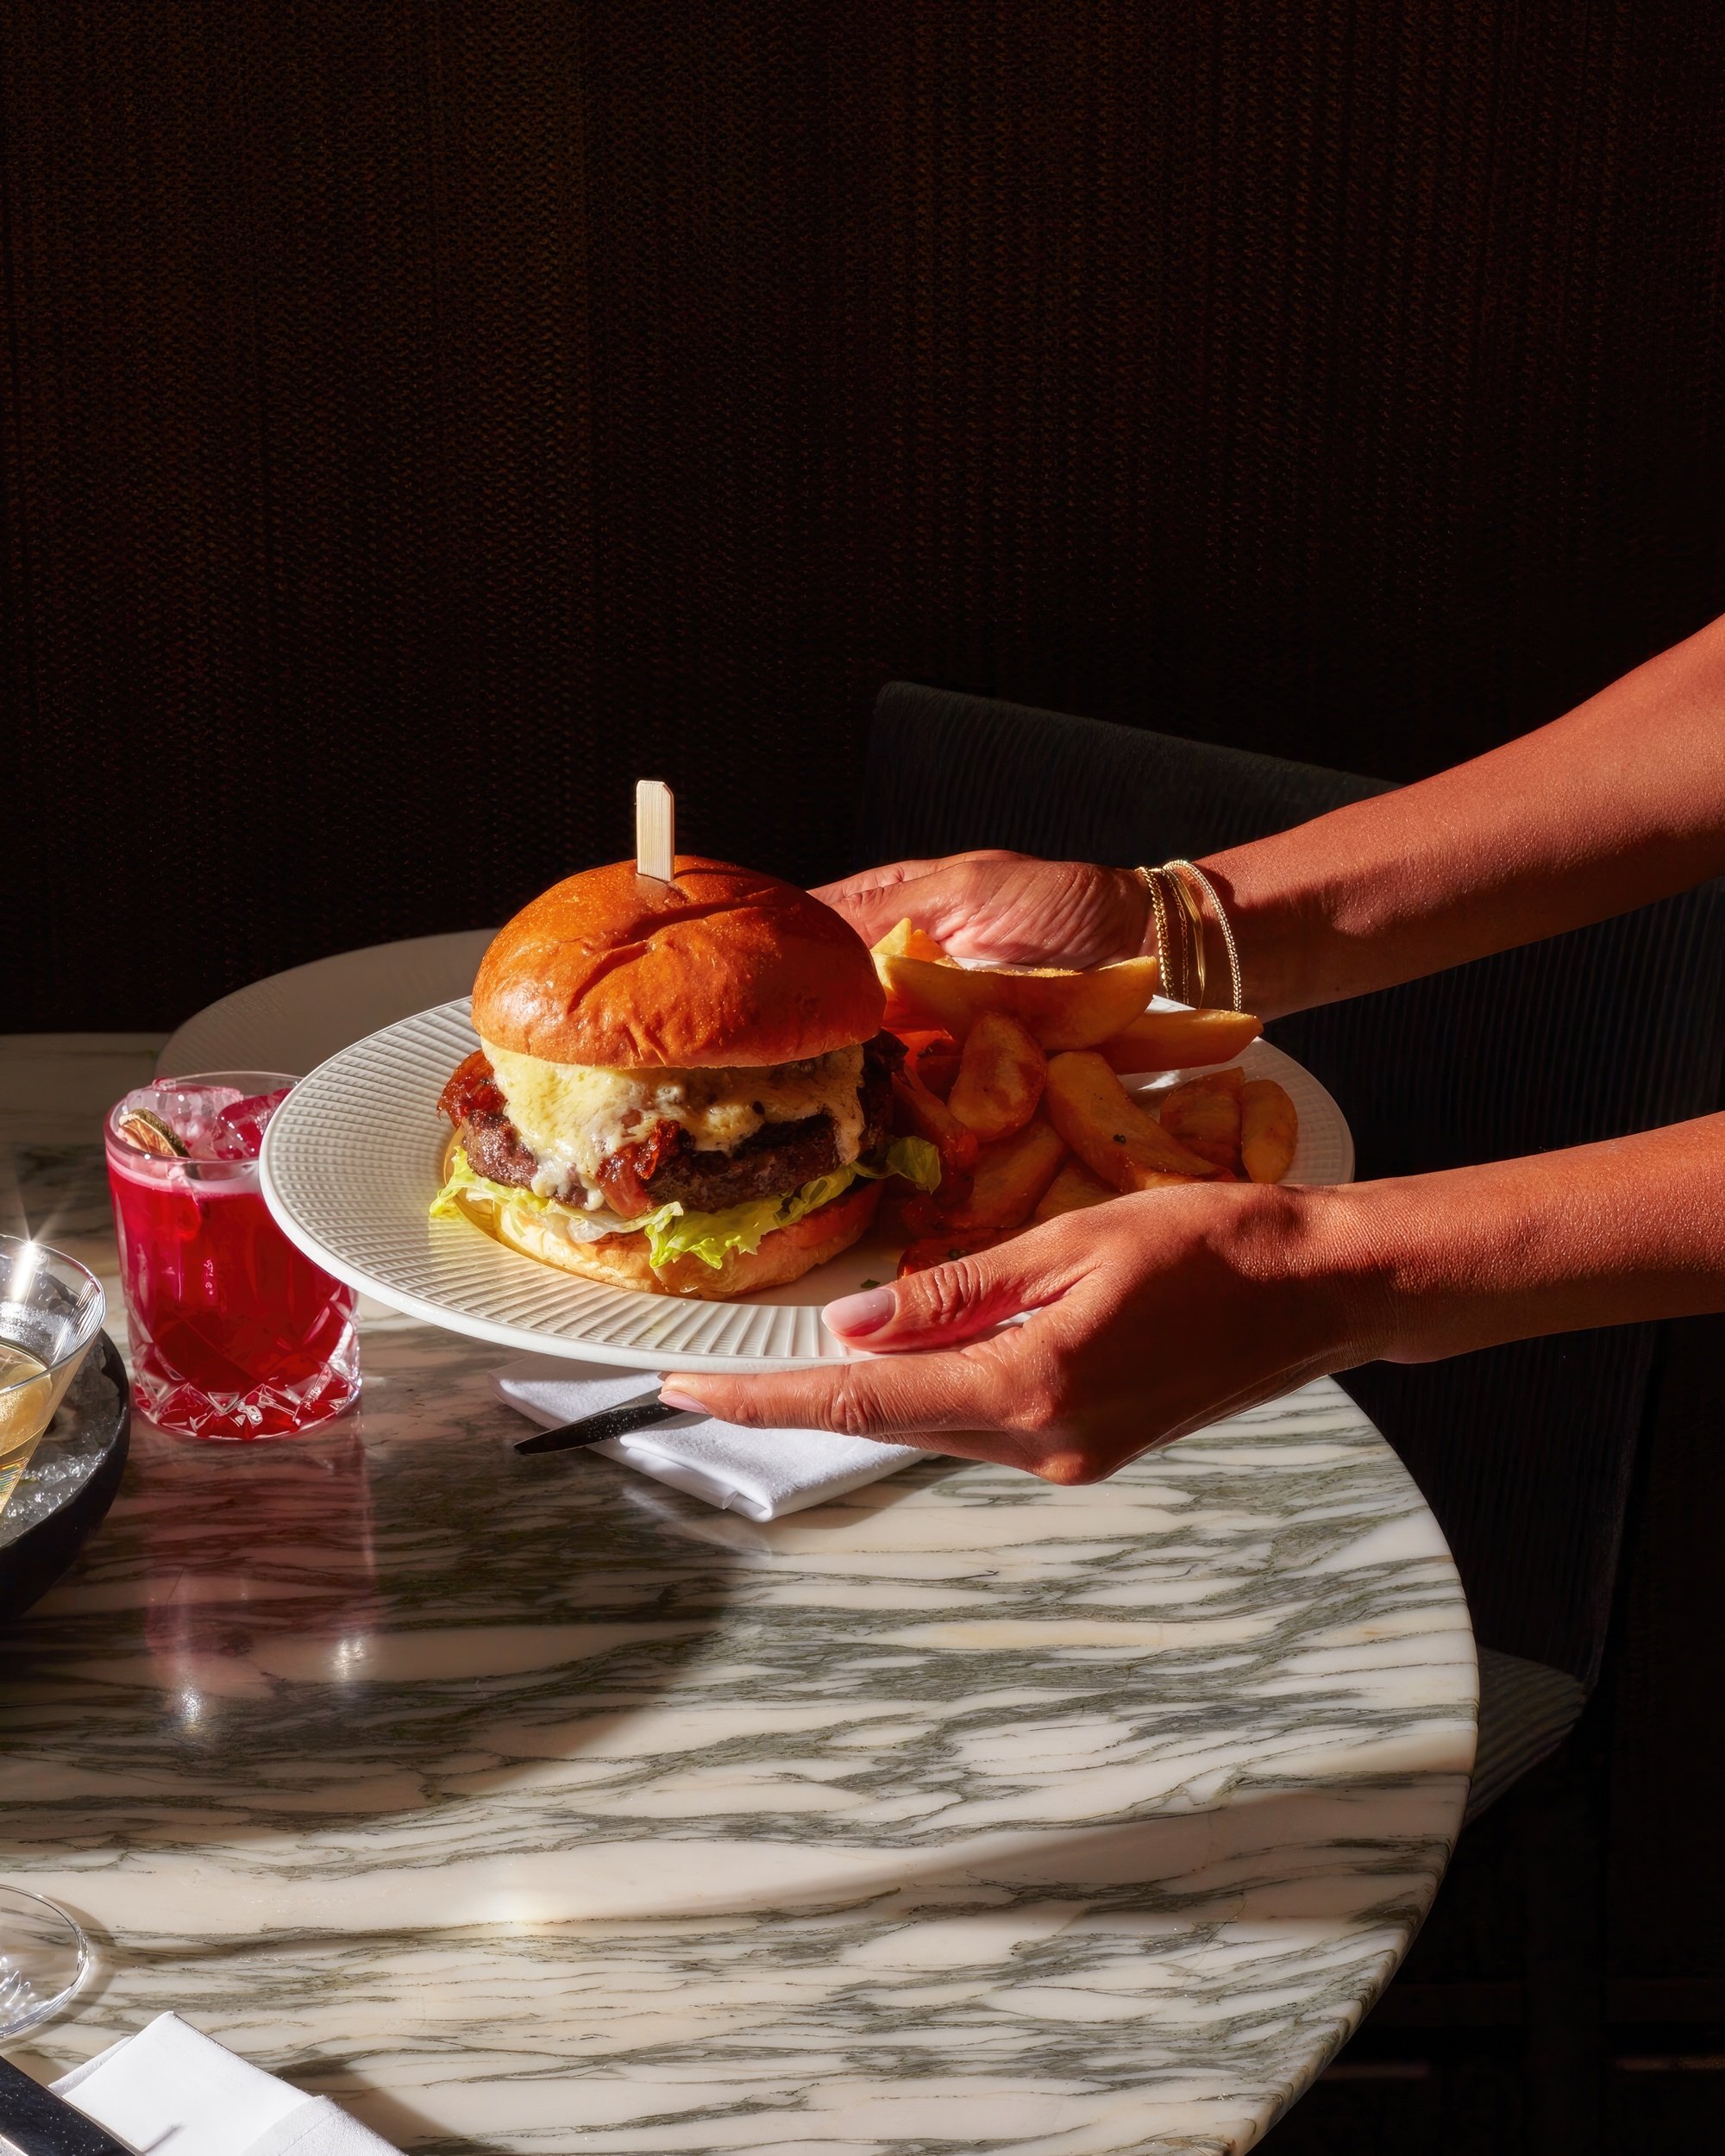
430,856,938,1297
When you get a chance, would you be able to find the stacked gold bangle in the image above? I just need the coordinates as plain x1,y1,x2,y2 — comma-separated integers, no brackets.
1135,861,1244,1012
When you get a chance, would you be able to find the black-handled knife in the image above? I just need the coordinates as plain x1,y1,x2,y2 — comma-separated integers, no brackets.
0,2055,134,2156
514,1396,689,1455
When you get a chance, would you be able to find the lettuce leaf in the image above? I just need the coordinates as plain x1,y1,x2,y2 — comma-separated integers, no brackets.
430,1149,624,1243
636,1137,943,1272
431,1133,942,1273
431,1148,547,1220
875,1135,943,1195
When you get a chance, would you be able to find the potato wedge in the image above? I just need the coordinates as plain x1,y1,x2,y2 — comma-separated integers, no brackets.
892,1071,979,1178
896,1028,961,1100
947,1010,1046,1140
1240,1078,1298,1184
918,1048,961,1100
1032,1156,1118,1224
1158,1066,1245,1175
1095,1006,1264,1073
874,922,957,1027
872,918,952,964
878,1186,944,1242
1044,1050,1218,1190
940,1118,1069,1232
898,1229,1013,1278
881,953,1158,1050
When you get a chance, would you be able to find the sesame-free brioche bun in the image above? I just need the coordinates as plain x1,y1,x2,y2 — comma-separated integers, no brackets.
473,856,885,1069
438,1132,881,1299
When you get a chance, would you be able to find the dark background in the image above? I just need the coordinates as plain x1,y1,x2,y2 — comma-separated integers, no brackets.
7,1,1725,1031
8,5,1725,2147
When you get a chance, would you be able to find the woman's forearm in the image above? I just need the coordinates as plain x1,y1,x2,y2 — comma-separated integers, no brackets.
1200,611,1725,1018
1327,1112,1725,1366
667,1118,1725,1479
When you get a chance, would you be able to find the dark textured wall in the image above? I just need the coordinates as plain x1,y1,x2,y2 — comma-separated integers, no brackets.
7,3,1725,1028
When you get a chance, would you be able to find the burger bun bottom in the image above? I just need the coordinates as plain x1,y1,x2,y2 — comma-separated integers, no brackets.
442,1150,881,1300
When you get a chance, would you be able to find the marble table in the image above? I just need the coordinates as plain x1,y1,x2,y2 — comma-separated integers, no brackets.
1,1115,1476,2156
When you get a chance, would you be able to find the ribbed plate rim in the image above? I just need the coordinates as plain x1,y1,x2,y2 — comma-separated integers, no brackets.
260,999,1354,1371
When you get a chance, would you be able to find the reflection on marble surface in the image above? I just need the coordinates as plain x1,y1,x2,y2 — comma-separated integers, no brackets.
0,1138,1474,2155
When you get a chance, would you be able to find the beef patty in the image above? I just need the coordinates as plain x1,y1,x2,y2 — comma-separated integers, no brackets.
439,1035,902,1219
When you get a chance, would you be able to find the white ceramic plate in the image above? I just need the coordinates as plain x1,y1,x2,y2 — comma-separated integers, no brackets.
261,999,1353,1372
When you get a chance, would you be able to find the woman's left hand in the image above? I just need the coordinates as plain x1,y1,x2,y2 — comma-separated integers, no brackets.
660,1182,1383,1482
812,849,1149,970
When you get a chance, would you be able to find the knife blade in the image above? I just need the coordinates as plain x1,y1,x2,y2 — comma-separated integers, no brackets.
513,1395,689,1455
0,2055,134,2156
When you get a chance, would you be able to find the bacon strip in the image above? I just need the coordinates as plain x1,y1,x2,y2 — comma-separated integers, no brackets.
595,1120,685,1219
438,1050,507,1126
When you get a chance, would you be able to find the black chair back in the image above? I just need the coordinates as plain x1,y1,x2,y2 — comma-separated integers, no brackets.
858,681,1725,1686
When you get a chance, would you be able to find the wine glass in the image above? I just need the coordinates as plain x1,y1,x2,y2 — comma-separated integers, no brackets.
0,1885,88,2037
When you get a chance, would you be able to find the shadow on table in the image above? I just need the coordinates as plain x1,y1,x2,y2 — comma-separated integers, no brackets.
0,1342,987,1865
0,1361,755,1841
0,1347,1467,1864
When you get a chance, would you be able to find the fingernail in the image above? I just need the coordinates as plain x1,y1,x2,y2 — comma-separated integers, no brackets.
822,1286,894,1337
658,1386,706,1412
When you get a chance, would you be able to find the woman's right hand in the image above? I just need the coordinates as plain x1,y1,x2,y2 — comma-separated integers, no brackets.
662,1178,1380,1482
812,850,1150,970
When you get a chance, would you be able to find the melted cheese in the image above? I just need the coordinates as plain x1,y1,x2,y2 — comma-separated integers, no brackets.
481,1039,867,1205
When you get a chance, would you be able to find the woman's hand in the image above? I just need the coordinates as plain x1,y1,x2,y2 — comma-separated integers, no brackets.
662,1117,1725,1479
660,1183,1382,1482
813,850,1150,970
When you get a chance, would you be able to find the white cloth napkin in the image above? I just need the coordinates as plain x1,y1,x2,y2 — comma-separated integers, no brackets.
52,2012,398,2155
494,1355,924,1520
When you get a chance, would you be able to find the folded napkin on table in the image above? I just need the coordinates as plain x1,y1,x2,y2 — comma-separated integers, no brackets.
493,1354,925,1521
52,2012,398,2155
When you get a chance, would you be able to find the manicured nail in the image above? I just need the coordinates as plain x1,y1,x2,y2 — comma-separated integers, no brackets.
822,1286,895,1337
658,1386,706,1412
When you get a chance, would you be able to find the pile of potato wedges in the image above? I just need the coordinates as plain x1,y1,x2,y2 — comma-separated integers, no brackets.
871,921,1298,1277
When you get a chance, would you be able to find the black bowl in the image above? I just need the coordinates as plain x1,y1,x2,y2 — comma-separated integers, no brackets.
0,1332,129,1621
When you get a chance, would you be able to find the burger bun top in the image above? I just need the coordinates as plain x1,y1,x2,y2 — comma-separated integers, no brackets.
473,856,885,1069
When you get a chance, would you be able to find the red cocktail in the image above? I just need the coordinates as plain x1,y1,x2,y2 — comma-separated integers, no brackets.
106,1073,360,1438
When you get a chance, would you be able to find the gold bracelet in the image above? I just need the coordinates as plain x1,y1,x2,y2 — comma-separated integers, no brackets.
1138,858,1164,992
1165,859,1244,1012
1135,861,1244,1012
1137,863,1198,1002
1165,866,1207,1009
1136,865,1173,997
